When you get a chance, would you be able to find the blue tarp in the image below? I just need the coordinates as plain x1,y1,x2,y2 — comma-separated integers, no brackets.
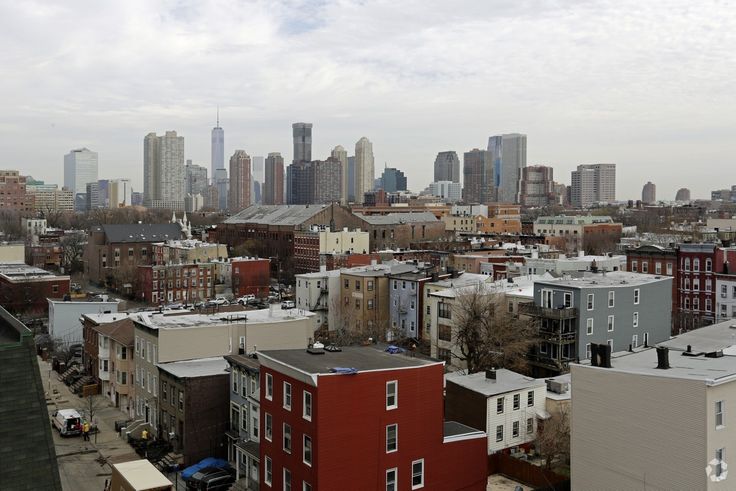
385,345,405,354
330,367,358,374
181,457,230,480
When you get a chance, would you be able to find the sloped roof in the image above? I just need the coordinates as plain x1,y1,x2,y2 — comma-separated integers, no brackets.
99,223,183,243
354,212,439,225
225,205,328,225
90,318,134,346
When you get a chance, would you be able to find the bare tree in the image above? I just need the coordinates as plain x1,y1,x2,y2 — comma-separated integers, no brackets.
451,286,538,374
535,403,570,470
60,233,86,274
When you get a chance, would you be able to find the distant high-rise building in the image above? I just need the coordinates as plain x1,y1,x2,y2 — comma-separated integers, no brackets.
264,152,285,205
553,182,569,206
487,133,526,203
203,185,219,210
570,164,616,208
380,167,407,193
108,179,132,208
434,151,460,183
214,168,228,211
211,110,224,179
292,123,312,164
312,158,343,204
251,156,265,204
185,160,208,196
287,161,311,205
347,156,356,202
642,181,656,204
0,171,34,213
331,145,349,204
228,150,252,212
63,148,98,196
354,137,374,204
429,181,462,203
519,165,555,207
143,131,185,210
675,188,691,201
462,149,494,204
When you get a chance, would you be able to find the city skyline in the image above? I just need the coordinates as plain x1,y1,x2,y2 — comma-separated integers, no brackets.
1,1,735,199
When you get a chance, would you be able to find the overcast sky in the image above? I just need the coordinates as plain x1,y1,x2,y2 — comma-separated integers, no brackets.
1,0,735,200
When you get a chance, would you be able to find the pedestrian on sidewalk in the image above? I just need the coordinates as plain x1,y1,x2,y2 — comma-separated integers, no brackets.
82,421,90,441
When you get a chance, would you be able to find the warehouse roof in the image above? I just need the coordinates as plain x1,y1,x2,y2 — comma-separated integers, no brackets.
225,204,329,225
354,212,439,225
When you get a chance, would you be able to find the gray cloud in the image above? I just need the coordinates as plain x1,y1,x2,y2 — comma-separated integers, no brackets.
0,0,734,199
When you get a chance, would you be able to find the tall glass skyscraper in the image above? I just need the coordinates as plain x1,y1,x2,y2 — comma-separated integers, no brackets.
292,123,312,164
211,110,224,180
63,148,98,196
487,133,526,203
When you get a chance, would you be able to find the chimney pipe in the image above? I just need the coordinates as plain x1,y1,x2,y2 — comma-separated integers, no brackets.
656,347,670,369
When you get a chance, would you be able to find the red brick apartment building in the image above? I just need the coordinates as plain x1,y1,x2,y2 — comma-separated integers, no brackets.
231,257,271,298
258,346,488,491
677,243,716,331
0,263,69,314
626,244,678,332
0,170,34,212
137,263,215,305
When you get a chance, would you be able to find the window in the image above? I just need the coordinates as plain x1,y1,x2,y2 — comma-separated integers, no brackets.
344,279,350,289
232,370,239,393
411,459,424,489
633,312,639,328
241,404,249,431
438,324,452,341
438,302,451,319
542,290,553,308
607,339,614,351
642,261,648,274
586,318,593,335
655,262,662,274
386,381,397,410
283,423,292,453
178,390,183,411
608,291,615,307
527,391,534,406
393,281,397,290
303,435,312,465
513,394,520,410
527,418,533,434
706,259,713,272
266,373,273,400
303,391,312,420
563,292,572,308
587,293,594,310
283,382,292,410
495,425,503,442
716,448,725,478
367,280,374,291
367,299,374,310
265,413,272,441
355,280,361,291
386,468,397,491
706,279,712,292
264,456,272,486
303,483,312,491
631,260,638,272
685,258,690,271
497,397,504,414
706,298,712,312
716,400,725,428
586,343,591,359
667,263,673,275
512,421,519,437
386,424,397,453
608,315,615,332
634,289,640,305
632,334,638,348
694,279,700,292
694,258,700,272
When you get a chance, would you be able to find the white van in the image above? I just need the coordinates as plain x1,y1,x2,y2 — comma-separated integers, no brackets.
51,408,82,436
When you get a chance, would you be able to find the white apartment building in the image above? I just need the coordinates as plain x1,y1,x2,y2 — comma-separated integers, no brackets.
295,269,341,332
570,163,616,208
429,181,463,202
451,204,489,217
144,131,186,210
519,252,626,276
572,322,736,490
446,369,547,454
316,228,369,255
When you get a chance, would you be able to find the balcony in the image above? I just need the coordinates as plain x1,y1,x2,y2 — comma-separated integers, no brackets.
520,304,578,320
538,329,577,343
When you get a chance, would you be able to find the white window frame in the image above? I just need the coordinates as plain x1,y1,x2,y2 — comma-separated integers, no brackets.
283,468,291,491
283,423,292,453
496,424,503,442
264,413,272,441
608,291,615,308
265,373,273,400
303,390,312,421
586,293,594,310
716,400,725,429
386,424,398,453
633,312,639,328
386,468,397,491
411,459,425,490
586,318,593,335
264,456,272,486
716,448,725,479
608,315,615,332
634,288,640,305
303,434,312,466
386,380,398,410
283,382,292,410
512,421,520,438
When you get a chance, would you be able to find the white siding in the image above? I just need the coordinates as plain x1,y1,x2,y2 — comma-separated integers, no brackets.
486,386,546,453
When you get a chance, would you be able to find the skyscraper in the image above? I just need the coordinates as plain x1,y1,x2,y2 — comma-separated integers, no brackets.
143,131,185,209
331,145,349,204
228,150,252,212
214,168,229,211
286,161,312,205
519,165,555,207
251,156,265,204
675,188,691,201
433,151,460,183
108,179,132,208
264,152,285,205
354,137,374,204
380,167,408,193
211,110,224,179
312,158,343,204
63,148,98,196
570,164,616,208
292,123,312,164
462,149,494,204
185,161,208,196
347,156,356,202
641,181,656,204
487,133,527,203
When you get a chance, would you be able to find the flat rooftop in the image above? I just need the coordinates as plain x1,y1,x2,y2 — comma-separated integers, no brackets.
428,272,488,289
430,273,553,299
157,356,229,378
0,263,69,281
134,307,314,329
577,320,736,384
259,346,437,375
443,421,484,438
536,270,671,288
445,369,545,396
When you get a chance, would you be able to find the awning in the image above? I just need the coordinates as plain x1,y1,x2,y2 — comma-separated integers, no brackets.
235,440,260,460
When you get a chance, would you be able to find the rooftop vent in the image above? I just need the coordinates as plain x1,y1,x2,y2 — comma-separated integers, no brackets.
307,341,325,355
546,379,569,394
485,369,497,381
656,346,670,369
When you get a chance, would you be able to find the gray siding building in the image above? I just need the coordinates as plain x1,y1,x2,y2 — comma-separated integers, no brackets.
522,271,672,376
225,354,260,490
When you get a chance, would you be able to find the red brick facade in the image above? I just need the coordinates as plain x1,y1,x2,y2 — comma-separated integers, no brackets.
231,258,271,298
137,263,215,305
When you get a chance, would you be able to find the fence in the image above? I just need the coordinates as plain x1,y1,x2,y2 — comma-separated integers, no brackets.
488,453,569,490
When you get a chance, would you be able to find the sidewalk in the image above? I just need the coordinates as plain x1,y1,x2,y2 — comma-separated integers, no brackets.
41,356,141,491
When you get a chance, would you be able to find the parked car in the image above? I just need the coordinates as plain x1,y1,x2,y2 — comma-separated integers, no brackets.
236,294,256,305
281,300,295,309
185,467,236,491
206,297,229,306
51,409,82,436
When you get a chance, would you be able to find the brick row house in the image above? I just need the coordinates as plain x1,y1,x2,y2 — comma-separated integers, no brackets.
137,262,215,305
